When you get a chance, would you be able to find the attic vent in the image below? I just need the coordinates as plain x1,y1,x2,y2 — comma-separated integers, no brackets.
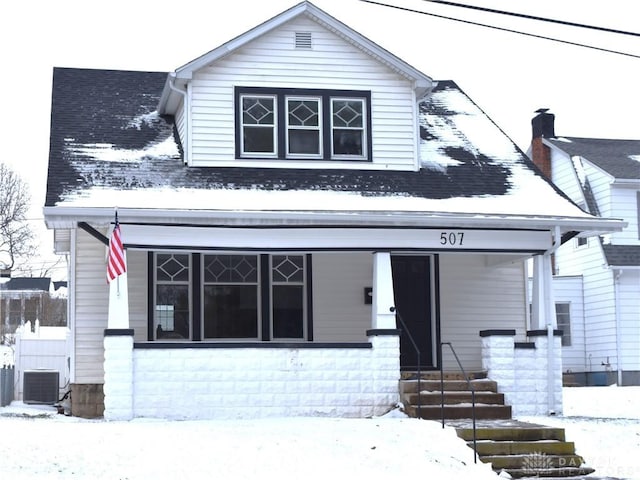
23,370,59,404
295,32,312,49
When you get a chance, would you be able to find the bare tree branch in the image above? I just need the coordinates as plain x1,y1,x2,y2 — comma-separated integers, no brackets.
0,162,35,271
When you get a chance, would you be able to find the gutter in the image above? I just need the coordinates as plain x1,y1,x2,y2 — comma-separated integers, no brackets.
614,269,623,385
167,74,191,164
43,206,628,232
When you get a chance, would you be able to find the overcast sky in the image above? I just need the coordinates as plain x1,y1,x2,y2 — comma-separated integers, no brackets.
1,0,638,278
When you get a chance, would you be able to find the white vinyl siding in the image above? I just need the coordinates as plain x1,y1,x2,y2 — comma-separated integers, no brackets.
610,186,640,244
73,229,147,384
551,276,586,372
617,271,640,371
186,16,417,169
311,252,372,342
439,254,527,371
550,149,585,204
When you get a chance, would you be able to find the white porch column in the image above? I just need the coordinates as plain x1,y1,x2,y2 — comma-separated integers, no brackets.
530,253,561,414
103,330,134,420
107,273,130,329
104,269,133,420
530,254,557,330
372,252,396,329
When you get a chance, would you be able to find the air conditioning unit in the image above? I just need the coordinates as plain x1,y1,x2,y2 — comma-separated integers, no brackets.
23,370,59,405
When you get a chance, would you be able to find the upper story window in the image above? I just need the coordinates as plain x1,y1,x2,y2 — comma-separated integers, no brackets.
236,87,371,162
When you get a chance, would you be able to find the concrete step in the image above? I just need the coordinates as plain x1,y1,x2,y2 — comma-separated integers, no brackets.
404,391,505,405
400,370,488,381
501,466,596,478
482,453,586,470
456,425,566,442
404,404,512,420
473,440,576,456
400,379,498,394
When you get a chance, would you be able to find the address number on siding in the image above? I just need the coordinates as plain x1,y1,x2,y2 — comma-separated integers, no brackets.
440,232,465,246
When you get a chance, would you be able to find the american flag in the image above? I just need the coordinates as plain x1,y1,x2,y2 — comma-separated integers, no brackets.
107,220,126,283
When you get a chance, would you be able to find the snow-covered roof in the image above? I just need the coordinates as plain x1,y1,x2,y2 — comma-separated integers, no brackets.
44,68,623,236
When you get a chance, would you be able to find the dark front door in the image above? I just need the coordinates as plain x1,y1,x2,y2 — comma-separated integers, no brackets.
391,256,433,370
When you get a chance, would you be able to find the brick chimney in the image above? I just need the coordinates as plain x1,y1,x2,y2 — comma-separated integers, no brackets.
530,109,555,178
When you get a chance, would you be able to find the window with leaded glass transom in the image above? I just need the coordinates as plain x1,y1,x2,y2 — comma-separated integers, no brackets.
271,255,305,339
154,253,191,340
235,87,371,161
241,95,276,156
150,252,311,342
287,97,321,157
203,254,259,339
331,98,365,158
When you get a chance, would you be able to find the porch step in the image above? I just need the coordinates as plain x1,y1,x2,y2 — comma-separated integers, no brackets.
454,421,594,478
404,404,512,420
399,374,594,477
400,379,499,393
400,376,511,420
403,391,505,405
400,370,488,381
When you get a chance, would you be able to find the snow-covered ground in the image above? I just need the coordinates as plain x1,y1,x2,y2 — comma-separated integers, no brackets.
520,385,640,480
0,386,638,479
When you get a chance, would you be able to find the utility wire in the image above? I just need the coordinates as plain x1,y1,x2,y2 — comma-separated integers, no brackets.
359,0,640,59
419,0,640,37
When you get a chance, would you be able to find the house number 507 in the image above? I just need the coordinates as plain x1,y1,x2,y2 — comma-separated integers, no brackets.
440,232,464,246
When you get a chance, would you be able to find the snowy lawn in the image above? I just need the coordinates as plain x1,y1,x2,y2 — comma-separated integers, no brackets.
0,386,638,479
519,385,640,480
0,406,497,480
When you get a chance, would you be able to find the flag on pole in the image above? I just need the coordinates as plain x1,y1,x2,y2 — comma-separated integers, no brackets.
107,216,126,283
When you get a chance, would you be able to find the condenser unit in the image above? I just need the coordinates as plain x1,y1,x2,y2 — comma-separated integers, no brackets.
23,370,59,404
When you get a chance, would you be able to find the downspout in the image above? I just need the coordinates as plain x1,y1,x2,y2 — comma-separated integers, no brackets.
545,226,562,414
168,75,190,164
614,269,623,385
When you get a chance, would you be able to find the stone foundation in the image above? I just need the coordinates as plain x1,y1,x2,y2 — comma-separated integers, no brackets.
70,383,104,418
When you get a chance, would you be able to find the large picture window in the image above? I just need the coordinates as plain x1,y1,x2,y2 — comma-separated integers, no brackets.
151,252,310,342
203,255,259,339
236,87,371,161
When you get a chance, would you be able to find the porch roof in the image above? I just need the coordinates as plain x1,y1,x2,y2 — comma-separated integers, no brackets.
44,68,625,237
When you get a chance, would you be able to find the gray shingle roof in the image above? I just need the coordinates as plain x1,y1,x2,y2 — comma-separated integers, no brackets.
46,68,520,207
45,67,591,224
0,277,51,292
547,137,640,180
602,244,640,267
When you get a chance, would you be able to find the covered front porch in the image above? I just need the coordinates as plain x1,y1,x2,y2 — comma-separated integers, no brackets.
95,220,560,420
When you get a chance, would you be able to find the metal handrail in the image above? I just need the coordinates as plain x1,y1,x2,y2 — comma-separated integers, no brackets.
440,341,477,464
390,307,422,418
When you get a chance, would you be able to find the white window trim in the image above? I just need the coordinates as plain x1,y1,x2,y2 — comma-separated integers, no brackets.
285,96,323,159
240,94,278,158
330,97,367,161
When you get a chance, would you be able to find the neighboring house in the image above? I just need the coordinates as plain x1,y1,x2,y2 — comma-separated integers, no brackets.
529,110,640,386
0,277,67,342
43,1,624,419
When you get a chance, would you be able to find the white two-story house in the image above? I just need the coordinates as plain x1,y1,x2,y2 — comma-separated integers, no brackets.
529,110,639,386
43,1,624,419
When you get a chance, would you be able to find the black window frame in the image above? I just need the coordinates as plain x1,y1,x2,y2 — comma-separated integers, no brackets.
235,86,372,162
148,252,313,342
